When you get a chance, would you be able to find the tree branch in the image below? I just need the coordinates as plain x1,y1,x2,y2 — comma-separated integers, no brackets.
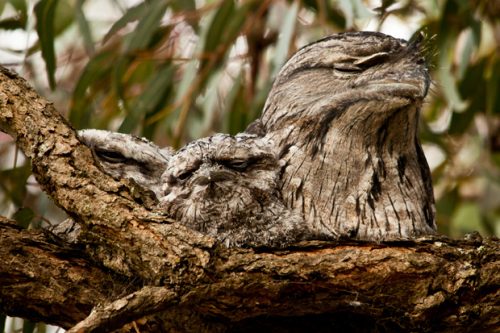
67,286,178,333
0,216,130,328
0,66,499,332
0,66,217,283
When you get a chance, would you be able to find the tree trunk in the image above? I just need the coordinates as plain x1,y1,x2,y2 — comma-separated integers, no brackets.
0,66,498,332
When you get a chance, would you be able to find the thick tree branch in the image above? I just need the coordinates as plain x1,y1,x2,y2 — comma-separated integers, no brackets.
0,66,217,283
67,286,178,333
0,66,499,332
207,237,499,331
0,216,130,328
66,236,499,332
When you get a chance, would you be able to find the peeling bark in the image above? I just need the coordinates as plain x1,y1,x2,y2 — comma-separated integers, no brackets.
0,66,499,332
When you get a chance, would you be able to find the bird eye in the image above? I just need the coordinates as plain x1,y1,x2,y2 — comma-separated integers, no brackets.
333,52,390,74
333,63,362,73
95,149,126,163
175,160,201,181
221,159,249,171
353,52,390,69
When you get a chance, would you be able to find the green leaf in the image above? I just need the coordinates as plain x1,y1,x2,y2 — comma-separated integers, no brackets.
171,0,198,30
102,1,148,44
0,314,6,333
8,0,27,13
170,0,196,12
492,153,500,169
450,57,490,134
119,64,174,133
435,188,458,235
22,320,35,333
75,0,95,55
337,0,354,28
110,56,131,113
451,202,486,237
203,0,234,49
300,0,345,27
54,0,74,34
331,0,371,27
187,68,222,138
34,0,59,89
153,57,198,136
437,38,468,112
458,21,480,80
124,0,168,52
176,59,199,102
351,0,371,20
135,63,174,111
438,69,467,111
271,1,298,77
226,74,248,134
200,0,235,70
486,57,500,116
70,50,117,128
13,207,35,229
0,164,31,207
457,29,475,80
195,0,250,93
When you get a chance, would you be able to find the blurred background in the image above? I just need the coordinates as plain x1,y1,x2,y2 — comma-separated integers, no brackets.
0,0,499,330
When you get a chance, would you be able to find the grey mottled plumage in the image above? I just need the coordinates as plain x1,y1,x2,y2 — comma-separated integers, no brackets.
68,31,436,247
159,133,309,247
53,130,172,243
259,31,436,241
78,129,171,199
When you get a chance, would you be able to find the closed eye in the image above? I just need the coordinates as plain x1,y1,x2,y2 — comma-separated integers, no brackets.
333,63,363,73
95,149,127,163
353,52,390,69
333,52,390,73
219,159,250,171
176,160,201,181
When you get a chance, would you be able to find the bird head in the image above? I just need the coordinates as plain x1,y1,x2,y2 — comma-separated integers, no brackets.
262,31,430,155
78,129,170,199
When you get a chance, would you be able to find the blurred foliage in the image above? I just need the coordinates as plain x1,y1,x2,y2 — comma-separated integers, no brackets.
0,0,499,238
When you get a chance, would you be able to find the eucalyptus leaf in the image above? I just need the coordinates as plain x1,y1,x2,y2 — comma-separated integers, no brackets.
438,53,468,112
0,314,5,333
0,165,31,207
22,319,35,333
124,0,168,52
12,207,34,229
70,50,117,128
485,57,500,115
7,0,27,13
171,0,198,30
75,0,95,55
351,0,371,20
34,0,59,89
119,64,174,133
201,0,234,63
337,0,354,28
103,1,147,44
451,202,487,237
271,1,298,77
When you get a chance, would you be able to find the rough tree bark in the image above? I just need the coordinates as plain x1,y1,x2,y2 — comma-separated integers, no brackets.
0,66,498,332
